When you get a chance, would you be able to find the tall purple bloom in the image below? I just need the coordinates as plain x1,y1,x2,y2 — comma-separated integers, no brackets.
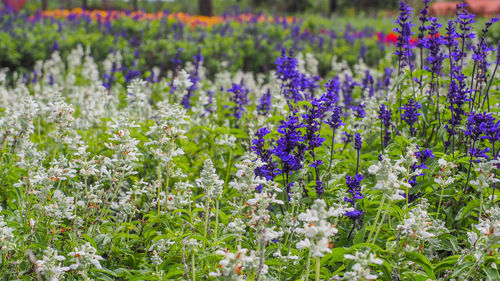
227,81,249,126
302,99,326,196
344,174,365,237
455,3,475,68
424,17,445,100
252,127,278,183
401,99,421,137
354,133,362,174
181,48,203,109
417,0,430,72
463,111,496,193
394,1,415,72
325,106,345,173
257,89,272,116
275,48,303,104
377,104,392,150
271,111,306,194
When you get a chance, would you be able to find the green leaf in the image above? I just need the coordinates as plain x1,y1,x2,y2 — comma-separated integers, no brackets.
405,252,435,279
440,234,459,253
82,234,98,249
296,100,312,108
324,248,350,265
457,199,480,220
434,255,459,273
353,225,366,245
265,115,285,124
485,267,500,281
129,274,158,281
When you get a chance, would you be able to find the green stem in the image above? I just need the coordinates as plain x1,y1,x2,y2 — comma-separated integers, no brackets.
479,192,484,218
405,182,409,211
214,199,219,242
157,162,162,215
191,253,196,281
305,251,311,281
372,199,392,244
225,149,233,188
436,183,446,219
315,256,320,281
203,202,211,244
164,168,170,213
367,194,386,243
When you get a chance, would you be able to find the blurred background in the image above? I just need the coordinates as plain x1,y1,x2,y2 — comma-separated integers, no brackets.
5,0,402,16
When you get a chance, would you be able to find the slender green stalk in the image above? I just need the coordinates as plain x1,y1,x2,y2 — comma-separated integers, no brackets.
164,168,170,212
214,199,219,242
405,183,409,211
305,251,311,281
157,162,162,215
315,257,320,281
479,192,484,218
436,184,446,219
191,253,196,281
367,194,386,243
203,202,211,243
225,149,233,188
372,199,392,244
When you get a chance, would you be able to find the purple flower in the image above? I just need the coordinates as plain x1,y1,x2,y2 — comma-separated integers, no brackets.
416,0,430,51
401,99,421,136
252,127,278,182
227,81,250,125
257,89,272,116
324,106,344,130
271,111,306,176
455,3,475,40
354,103,366,119
446,73,471,141
181,48,203,109
315,180,325,196
302,99,325,151
344,174,364,204
394,1,415,70
275,48,299,82
354,133,362,150
423,17,445,78
377,104,392,147
464,111,496,141
408,146,434,186
344,174,365,232
361,70,374,97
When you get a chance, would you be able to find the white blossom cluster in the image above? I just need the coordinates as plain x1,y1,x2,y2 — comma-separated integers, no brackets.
368,154,410,201
209,247,262,280
397,198,447,253
343,249,383,281
296,199,340,257
196,158,224,201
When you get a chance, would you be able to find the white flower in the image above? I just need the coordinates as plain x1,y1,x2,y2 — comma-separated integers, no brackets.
229,154,266,196
215,134,237,149
296,199,338,257
397,198,447,253
68,242,104,270
44,190,76,221
173,69,193,92
434,158,457,187
343,249,383,281
368,154,408,201
196,159,224,201
36,248,70,281
0,216,15,252
470,160,500,192
210,247,260,280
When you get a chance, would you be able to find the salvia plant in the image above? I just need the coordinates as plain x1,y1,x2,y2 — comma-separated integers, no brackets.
0,1,498,280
